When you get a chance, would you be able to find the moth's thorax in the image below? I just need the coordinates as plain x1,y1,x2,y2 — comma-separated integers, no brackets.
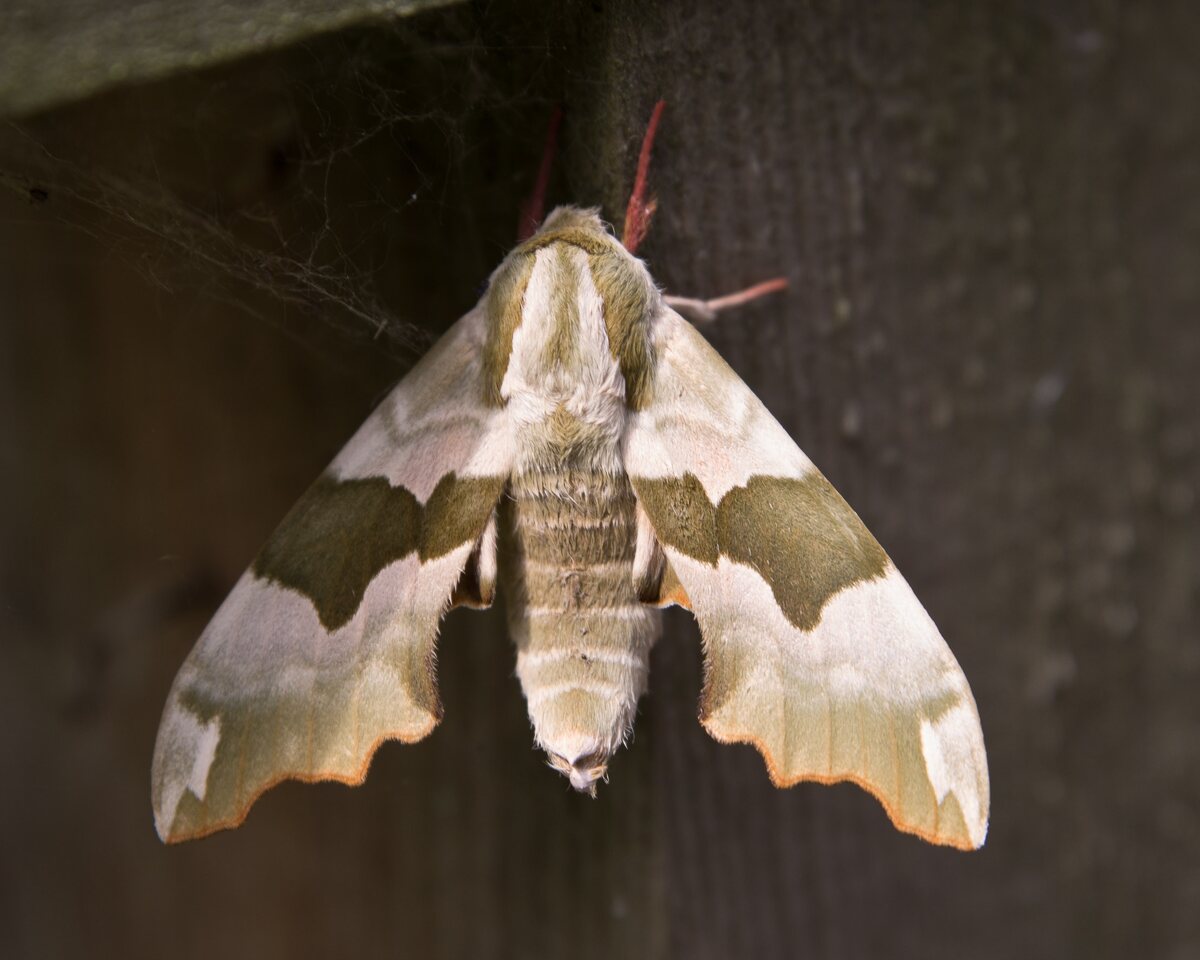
482,206,659,476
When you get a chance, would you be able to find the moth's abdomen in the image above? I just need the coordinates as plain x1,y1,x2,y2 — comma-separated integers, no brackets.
503,468,660,792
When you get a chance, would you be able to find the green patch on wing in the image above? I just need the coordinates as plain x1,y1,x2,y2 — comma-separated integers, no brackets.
632,472,889,631
253,472,504,630
483,230,657,412
419,473,506,560
632,473,719,564
719,475,888,630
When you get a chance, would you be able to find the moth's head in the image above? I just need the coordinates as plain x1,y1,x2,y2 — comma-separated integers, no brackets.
480,205,660,410
531,204,611,240
513,204,648,263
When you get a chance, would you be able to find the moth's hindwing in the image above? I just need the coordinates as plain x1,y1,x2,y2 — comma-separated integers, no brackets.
151,307,512,843
624,306,990,850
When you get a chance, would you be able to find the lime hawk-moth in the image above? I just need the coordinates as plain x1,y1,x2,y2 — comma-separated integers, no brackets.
153,104,989,850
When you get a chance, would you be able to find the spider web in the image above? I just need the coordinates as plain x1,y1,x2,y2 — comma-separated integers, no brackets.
0,10,564,361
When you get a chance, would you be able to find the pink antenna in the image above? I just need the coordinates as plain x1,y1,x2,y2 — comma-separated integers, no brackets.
621,99,666,253
517,106,564,242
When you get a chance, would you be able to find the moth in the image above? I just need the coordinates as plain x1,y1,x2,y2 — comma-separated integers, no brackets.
153,103,989,849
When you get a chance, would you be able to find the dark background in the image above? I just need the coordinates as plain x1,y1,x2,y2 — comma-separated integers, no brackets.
2,2,1197,958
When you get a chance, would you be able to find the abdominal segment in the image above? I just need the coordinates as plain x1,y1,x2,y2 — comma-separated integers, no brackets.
502,467,661,792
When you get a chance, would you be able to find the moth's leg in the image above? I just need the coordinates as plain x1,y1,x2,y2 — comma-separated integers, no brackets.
632,501,692,610
517,106,564,241
450,507,500,609
631,500,666,601
664,277,790,325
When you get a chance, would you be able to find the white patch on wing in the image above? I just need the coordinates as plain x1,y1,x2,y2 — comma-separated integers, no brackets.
921,704,988,847
624,307,813,501
330,307,506,500
334,420,485,501
460,412,515,480
186,717,221,800
154,706,219,840
920,719,949,802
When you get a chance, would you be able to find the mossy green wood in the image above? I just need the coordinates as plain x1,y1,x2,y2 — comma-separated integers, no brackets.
0,0,465,117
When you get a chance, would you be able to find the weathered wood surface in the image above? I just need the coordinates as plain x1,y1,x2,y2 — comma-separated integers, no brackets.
1,2,1197,957
0,0,461,117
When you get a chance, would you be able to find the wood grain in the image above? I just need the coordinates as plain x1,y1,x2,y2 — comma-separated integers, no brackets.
1,1,1197,957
